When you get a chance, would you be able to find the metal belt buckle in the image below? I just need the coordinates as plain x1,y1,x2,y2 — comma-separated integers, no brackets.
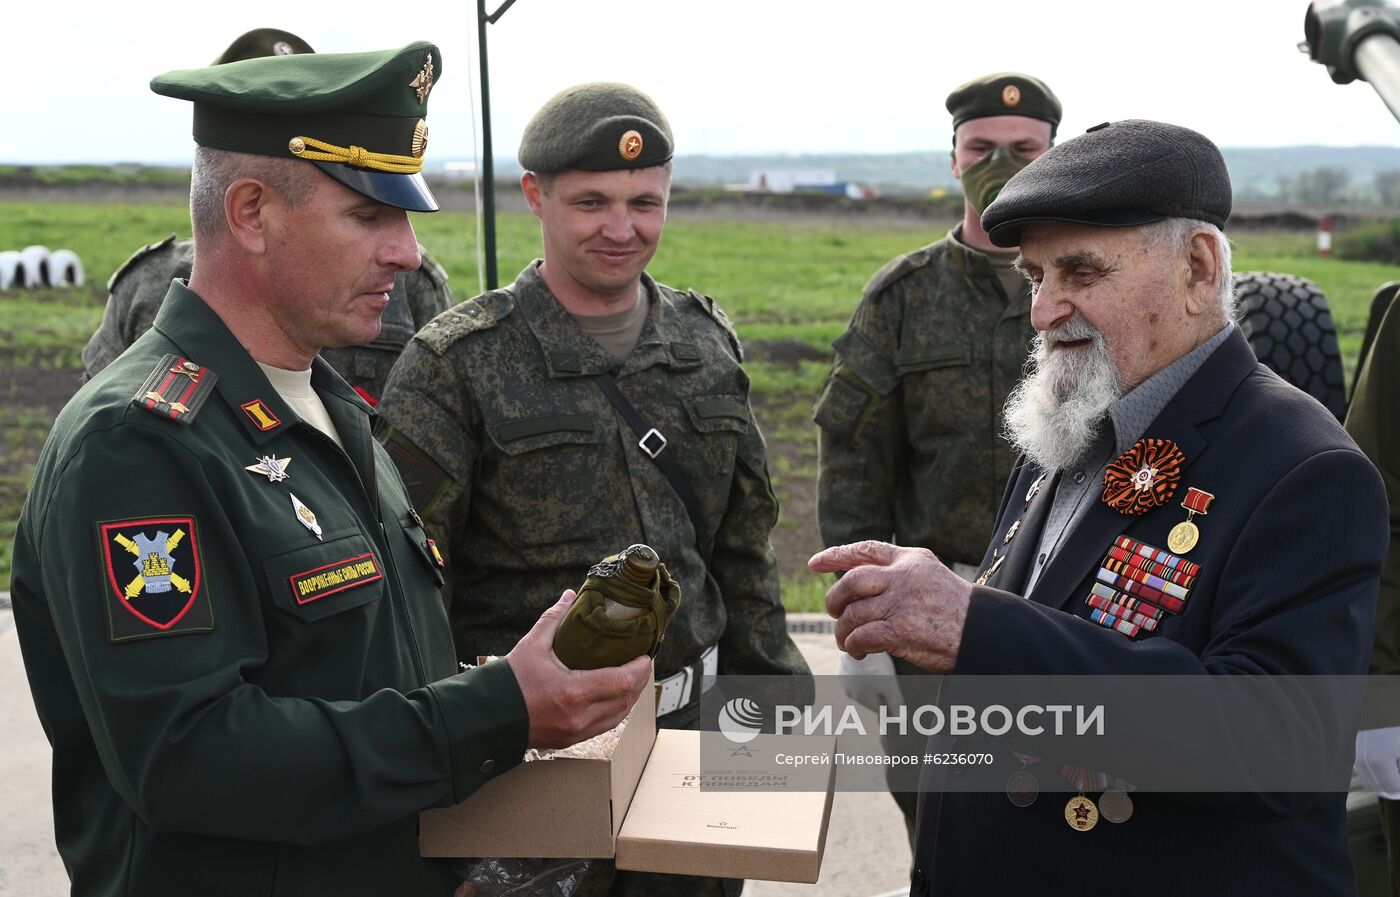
639,427,667,459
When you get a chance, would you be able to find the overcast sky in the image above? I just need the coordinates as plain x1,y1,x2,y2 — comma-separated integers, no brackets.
4,0,1399,166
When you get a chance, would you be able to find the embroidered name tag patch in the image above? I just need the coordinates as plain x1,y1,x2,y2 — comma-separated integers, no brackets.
100,516,213,641
289,553,383,605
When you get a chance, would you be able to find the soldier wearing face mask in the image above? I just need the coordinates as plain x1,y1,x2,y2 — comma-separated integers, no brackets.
812,72,1061,848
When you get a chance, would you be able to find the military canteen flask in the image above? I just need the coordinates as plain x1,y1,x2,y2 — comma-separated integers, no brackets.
553,544,681,670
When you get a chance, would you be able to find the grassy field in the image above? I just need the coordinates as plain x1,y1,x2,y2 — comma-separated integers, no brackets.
1,198,1396,608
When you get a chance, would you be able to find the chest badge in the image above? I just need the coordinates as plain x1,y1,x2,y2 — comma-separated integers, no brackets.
245,455,292,483
1025,473,1047,508
290,493,323,540
1102,437,1184,516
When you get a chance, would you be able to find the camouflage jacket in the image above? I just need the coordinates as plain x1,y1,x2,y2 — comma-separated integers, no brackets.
81,235,453,402
376,262,808,680
813,229,1034,567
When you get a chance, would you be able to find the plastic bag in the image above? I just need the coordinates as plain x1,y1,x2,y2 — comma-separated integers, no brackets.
461,857,615,897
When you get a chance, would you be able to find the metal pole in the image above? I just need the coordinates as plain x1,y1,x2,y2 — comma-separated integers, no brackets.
477,0,519,291
477,0,497,290
1355,31,1400,123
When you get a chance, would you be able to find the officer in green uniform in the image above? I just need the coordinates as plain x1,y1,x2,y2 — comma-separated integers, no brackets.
812,72,1061,846
376,82,809,897
11,44,649,897
81,28,454,404
1350,285,1400,897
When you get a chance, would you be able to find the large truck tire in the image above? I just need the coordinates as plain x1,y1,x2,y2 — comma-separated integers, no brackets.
1233,272,1347,421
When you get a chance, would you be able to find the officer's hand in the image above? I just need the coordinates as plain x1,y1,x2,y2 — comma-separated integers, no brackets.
809,540,971,672
505,590,652,749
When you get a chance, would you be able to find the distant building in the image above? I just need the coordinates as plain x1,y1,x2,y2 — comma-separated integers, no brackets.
741,167,875,200
748,167,835,193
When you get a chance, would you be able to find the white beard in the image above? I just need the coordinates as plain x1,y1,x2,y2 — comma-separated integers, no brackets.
1003,315,1122,472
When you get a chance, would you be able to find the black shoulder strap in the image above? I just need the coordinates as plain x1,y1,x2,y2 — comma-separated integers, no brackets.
592,373,713,562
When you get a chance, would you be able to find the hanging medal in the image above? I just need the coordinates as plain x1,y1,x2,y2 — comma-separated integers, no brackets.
1098,782,1135,824
1064,794,1099,832
1061,765,1107,831
1006,753,1039,808
1167,488,1214,555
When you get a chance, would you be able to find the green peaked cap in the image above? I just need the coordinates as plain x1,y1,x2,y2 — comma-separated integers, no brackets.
151,41,442,212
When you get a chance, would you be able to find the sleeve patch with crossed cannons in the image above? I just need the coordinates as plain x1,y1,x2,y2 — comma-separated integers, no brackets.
99,516,213,642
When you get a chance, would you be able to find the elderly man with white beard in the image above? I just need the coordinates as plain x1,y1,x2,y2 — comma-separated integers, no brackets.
811,120,1388,897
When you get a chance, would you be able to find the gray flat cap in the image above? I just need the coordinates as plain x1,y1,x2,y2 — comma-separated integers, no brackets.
980,119,1232,248
518,82,673,174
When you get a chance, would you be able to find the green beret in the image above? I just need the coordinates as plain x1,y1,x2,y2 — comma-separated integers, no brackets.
211,28,315,65
518,82,673,174
946,72,1062,137
151,42,441,212
981,119,1233,248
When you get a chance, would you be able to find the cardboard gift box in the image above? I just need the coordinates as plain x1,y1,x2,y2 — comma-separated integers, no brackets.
420,681,835,883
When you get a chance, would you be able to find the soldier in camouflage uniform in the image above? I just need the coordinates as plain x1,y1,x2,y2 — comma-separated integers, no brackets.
377,82,808,897
812,72,1062,847
80,27,453,404
83,234,452,402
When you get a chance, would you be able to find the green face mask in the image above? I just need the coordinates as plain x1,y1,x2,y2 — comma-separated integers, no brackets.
958,145,1033,216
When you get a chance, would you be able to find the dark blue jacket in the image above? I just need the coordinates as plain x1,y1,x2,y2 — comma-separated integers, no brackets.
912,328,1388,897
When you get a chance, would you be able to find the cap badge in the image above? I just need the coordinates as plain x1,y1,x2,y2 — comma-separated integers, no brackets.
412,120,429,158
619,129,644,162
1001,84,1021,107
273,40,294,56
410,54,435,105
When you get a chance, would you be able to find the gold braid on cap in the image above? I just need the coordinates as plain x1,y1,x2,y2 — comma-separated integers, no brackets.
288,135,423,174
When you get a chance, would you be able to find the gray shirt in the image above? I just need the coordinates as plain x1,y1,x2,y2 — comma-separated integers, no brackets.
1023,324,1235,597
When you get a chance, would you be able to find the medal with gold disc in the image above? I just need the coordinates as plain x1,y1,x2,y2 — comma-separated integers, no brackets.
1167,487,1215,555
1065,794,1099,831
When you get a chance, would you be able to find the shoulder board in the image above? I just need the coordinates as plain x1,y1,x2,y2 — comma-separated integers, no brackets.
686,289,743,362
131,354,218,426
107,234,179,292
414,289,515,356
862,241,942,298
